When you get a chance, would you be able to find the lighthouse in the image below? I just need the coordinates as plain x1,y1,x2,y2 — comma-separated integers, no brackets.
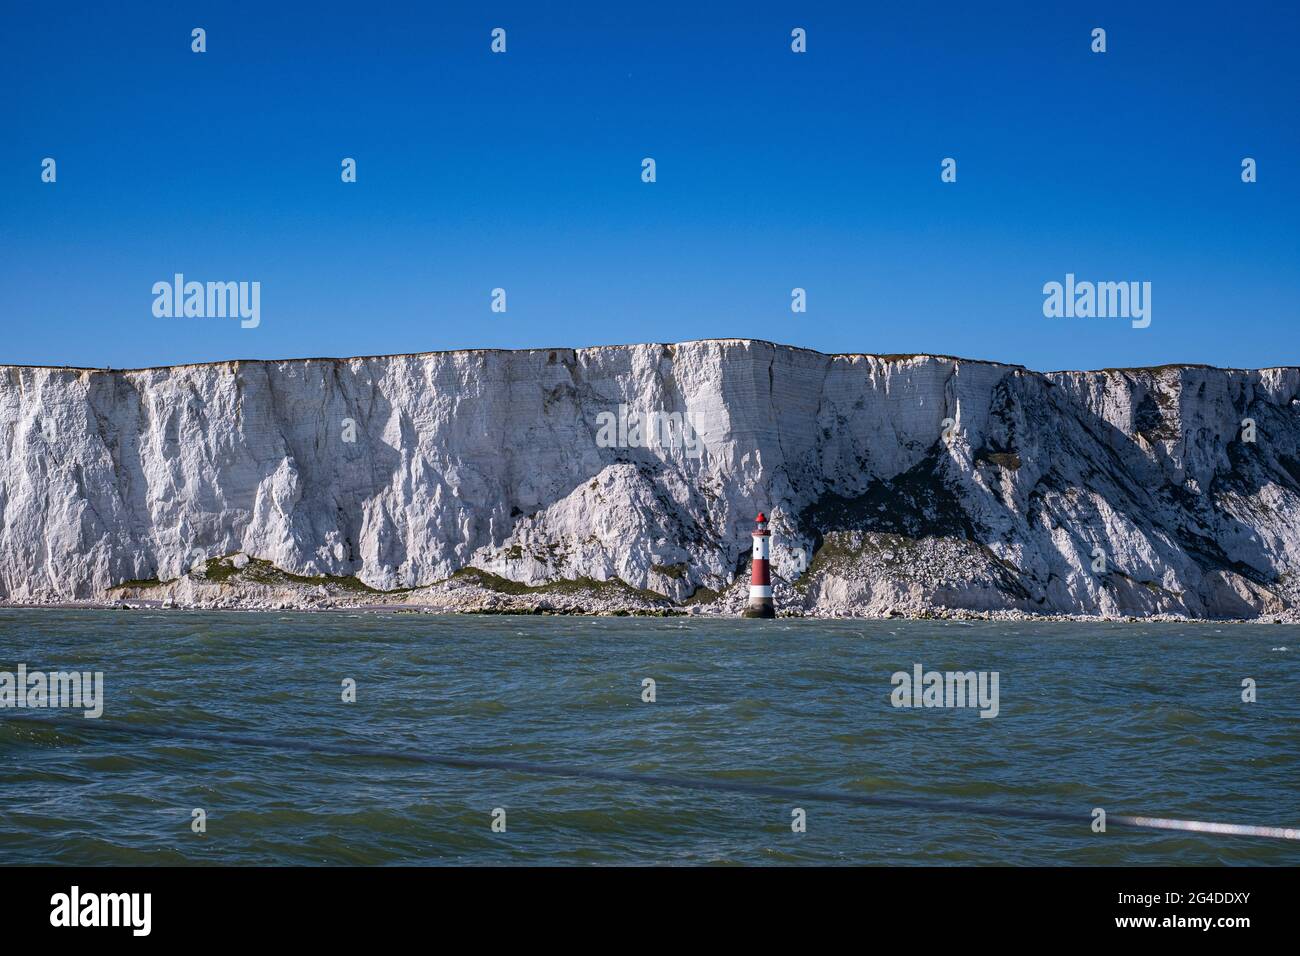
744,512,775,618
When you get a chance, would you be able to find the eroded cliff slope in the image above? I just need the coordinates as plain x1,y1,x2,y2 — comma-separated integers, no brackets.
2,340,1298,618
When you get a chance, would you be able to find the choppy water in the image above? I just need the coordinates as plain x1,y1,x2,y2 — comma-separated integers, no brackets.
1,610,1296,865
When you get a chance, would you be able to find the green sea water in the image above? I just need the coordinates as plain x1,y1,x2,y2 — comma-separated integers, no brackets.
1,610,1296,865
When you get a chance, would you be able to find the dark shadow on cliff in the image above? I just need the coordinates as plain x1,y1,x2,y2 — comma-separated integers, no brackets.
792,371,1300,617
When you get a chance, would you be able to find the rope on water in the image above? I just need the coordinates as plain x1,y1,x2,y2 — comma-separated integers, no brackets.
5,713,1297,841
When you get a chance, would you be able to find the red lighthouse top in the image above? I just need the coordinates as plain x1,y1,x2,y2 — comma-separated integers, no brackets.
754,512,770,535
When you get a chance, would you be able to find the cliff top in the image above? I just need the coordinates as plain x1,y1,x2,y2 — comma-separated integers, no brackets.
1,338,1293,376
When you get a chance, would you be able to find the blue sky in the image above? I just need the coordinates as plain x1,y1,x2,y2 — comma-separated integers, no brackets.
2,1,1297,371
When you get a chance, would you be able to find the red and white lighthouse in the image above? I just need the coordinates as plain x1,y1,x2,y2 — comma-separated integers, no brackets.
744,512,775,618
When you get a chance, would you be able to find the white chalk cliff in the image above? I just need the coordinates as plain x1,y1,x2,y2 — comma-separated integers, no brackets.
3,339,1299,618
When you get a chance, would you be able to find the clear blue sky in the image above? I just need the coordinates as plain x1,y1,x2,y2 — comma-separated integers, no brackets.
3,1,1297,371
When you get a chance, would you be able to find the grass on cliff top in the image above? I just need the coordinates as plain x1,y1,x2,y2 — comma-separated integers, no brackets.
448,566,669,604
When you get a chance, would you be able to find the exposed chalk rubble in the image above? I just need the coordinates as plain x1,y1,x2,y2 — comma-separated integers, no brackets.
2,340,1298,619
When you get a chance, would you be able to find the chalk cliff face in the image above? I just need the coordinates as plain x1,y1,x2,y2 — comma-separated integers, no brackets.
3,340,1299,618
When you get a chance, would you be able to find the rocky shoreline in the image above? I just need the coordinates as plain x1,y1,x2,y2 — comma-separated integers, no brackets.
2,552,1297,623
5,600,1296,624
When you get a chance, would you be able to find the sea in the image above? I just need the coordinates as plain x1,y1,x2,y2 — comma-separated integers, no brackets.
1,610,1296,865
